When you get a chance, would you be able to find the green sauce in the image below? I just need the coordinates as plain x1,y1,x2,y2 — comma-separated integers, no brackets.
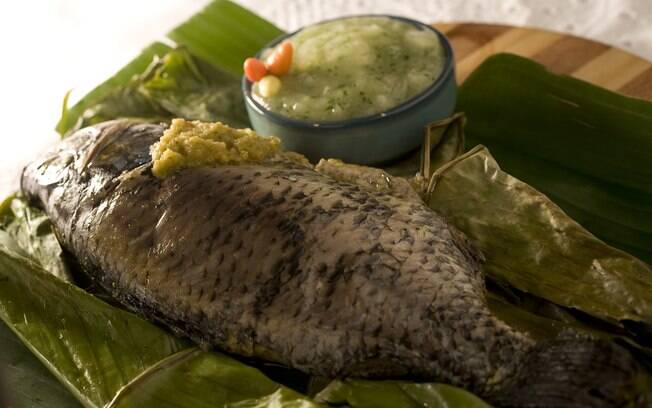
253,16,445,122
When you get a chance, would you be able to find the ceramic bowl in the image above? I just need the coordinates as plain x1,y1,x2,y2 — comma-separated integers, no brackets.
242,15,456,165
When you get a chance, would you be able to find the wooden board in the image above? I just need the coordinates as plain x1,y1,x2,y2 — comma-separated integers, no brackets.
433,23,652,100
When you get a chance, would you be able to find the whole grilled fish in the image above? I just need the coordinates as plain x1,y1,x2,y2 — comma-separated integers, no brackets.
22,120,644,407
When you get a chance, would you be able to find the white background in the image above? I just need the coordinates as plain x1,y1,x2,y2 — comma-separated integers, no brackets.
1,0,651,198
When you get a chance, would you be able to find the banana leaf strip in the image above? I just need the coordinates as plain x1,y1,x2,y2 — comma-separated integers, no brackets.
105,349,321,408
383,113,466,179
457,53,652,264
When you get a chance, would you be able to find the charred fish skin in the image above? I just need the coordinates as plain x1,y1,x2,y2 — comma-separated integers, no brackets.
22,121,645,406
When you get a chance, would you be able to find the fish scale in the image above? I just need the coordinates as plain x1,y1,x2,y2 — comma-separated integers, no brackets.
22,120,644,406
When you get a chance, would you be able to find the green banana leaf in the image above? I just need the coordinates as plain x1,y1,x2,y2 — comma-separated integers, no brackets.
57,0,283,136
0,320,80,408
73,47,249,131
167,0,284,77
383,113,466,179
0,206,323,408
457,53,652,265
0,195,71,281
56,42,172,136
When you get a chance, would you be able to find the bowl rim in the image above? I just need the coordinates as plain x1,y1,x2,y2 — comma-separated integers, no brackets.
241,14,456,130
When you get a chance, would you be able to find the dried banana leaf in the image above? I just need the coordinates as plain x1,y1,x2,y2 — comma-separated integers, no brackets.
423,138,652,329
457,53,652,264
398,115,652,342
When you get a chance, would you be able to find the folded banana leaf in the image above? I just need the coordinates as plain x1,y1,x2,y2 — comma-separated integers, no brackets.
419,115,652,335
457,53,652,265
386,115,652,351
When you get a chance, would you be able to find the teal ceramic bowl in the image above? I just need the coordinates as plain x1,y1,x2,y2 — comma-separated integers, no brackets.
242,15,456,165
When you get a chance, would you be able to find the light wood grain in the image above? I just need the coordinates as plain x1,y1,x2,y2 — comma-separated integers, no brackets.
572,48,650,91
433,23,652,100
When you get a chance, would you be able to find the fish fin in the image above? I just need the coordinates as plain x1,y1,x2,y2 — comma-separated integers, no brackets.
492,334,650,408
77,120,134,172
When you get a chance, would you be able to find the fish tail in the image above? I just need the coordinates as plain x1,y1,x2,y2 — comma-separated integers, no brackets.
491,335,650,407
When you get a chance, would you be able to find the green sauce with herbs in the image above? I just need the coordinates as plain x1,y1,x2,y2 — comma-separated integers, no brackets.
252,16,446,122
